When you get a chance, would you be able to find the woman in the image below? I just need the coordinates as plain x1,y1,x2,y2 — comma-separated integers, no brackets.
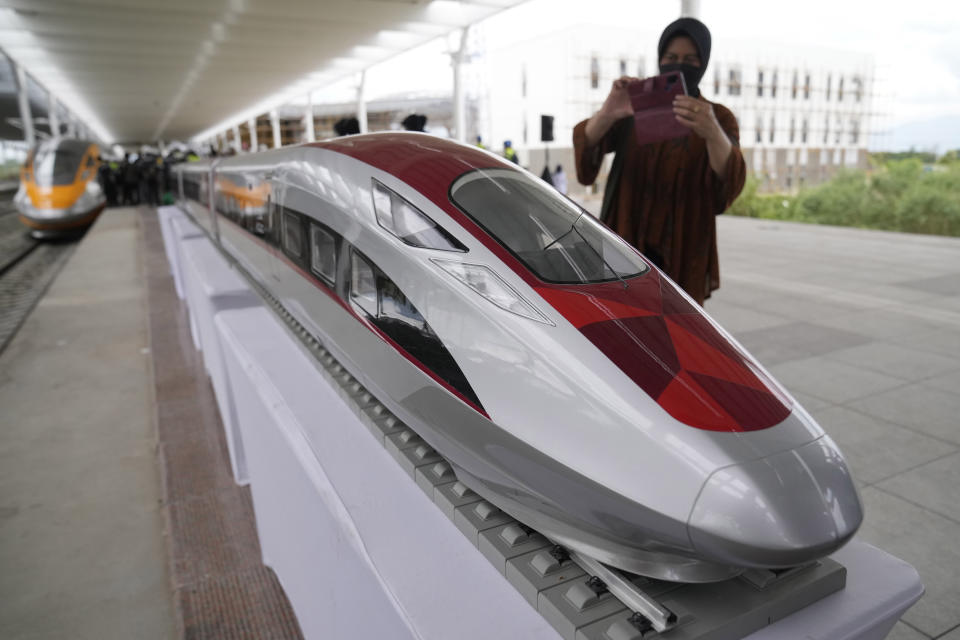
573,17,745,304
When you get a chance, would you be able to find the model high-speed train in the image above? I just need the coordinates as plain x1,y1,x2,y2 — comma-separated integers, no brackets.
175,132,862,583
15,138,106,238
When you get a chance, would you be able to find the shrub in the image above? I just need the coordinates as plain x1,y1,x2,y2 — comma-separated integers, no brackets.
727,156,960,237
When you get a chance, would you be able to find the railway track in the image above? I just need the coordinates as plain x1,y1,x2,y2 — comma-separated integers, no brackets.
0,209,79,354
0,236,39,278
0,206,37,272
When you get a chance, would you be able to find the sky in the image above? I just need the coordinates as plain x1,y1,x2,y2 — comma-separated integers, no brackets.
314,0,960,152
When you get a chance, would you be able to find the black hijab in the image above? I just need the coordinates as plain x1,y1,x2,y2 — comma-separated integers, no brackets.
658,17,711,97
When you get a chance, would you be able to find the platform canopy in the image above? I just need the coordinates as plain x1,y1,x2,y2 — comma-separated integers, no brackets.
0,0,528,144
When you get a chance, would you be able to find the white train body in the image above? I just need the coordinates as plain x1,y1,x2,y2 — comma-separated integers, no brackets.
176,133,862,583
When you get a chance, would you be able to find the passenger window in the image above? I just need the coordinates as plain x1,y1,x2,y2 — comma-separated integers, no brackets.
350,251,378,317
310,224,337,284
346,249,483,409
282,210,303,258
253,194,272,238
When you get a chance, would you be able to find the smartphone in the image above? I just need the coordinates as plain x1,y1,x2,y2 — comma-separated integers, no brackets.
627,71,691,146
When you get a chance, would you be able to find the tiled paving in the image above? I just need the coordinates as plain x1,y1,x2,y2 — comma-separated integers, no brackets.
708,216,960,640
0,209,175,639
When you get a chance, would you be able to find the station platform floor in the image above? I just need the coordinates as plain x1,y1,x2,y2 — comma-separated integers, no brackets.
0,207,958,639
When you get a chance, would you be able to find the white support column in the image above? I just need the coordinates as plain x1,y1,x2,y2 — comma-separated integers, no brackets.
451,27,469,143
232,124,242,152
48,94,60,137
218,132,226,153
304,92,316,142
248,118,258,151
680,0,700,17
15,64,35,147
356,71,368,134
270,110,281,148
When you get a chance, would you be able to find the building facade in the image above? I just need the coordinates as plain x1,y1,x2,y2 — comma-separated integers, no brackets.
478,24,876,196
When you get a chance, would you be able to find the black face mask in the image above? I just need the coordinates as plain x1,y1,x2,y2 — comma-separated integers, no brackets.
660,63,704,97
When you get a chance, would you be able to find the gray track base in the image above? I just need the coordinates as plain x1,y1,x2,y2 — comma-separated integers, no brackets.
478,522,550,575
506,547,586,608
540,573,630,640
453,499,515,547
576,559,846,640
433,480,483,521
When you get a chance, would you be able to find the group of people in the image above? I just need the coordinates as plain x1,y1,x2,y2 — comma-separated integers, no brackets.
98,150,194,207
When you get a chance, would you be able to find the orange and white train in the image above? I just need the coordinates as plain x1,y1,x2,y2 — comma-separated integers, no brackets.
15,139,106,238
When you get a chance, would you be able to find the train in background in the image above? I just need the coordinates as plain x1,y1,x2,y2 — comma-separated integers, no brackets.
175,132,862,584
15,138,106,239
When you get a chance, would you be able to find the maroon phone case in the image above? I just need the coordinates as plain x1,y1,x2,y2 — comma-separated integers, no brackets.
627,71,690,146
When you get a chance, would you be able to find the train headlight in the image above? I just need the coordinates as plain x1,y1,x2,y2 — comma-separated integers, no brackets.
431,259,552,325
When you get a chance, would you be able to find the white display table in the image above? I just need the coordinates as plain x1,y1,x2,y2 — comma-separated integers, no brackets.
157,205,201,301
177,238,260,485
161,208,922,640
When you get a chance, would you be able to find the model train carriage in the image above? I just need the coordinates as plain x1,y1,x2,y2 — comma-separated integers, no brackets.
16,139,106,238
175,133,862,583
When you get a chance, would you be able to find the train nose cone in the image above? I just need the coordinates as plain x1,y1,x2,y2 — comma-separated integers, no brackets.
687,436,863,569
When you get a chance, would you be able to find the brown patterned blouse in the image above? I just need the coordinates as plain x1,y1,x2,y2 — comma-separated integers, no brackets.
573,100,746,304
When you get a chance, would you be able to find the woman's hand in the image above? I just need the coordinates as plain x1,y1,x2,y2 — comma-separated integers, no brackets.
672,96,722,140
584,77,636,146
673,96,733,176
600,77,635,121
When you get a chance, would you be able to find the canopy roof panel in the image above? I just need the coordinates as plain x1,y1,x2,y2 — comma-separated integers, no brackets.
0,0,527,143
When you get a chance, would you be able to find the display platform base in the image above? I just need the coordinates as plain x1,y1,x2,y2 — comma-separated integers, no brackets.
159,205,923,640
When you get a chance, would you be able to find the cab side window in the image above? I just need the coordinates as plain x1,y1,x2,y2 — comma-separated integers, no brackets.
346,248,482,409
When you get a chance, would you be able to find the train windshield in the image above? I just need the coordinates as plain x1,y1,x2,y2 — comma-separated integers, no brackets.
31,140,91,187
450,168,649,284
